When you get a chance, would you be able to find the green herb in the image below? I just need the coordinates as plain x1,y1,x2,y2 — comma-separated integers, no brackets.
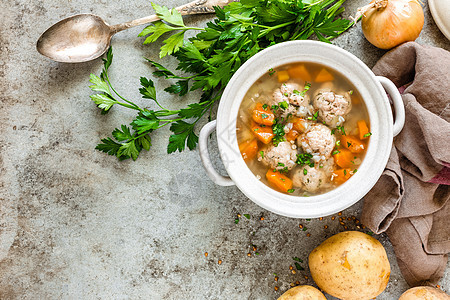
336,140,341,146
279,101,289,110
312,110,319,121
295,262,305,271
272,119,286,146
305,219,311,221
287,189,295,193
261,113,268,119
348,90,353,95
277,162,285,167
303,168,308,175
337,125,346,135
296,153,314,167
271,104,279,111
364,132,372,137
302,226,307,231
332,150,340,155
244,214,250,219
300,82,311,96
347,141,352,147
284,92,289,97
331,129,335,135
260,151,264,158
367,231,374,236
255,252,260,255
268,68,276,76
235,218,239,224
293,90,300,95
293,257,303,263
353,169,358,173
262,104,268,110
343,169,347,175
92,0,352,160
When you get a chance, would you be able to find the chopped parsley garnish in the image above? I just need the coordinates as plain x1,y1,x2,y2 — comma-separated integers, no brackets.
293,89,300,95
284,92,289,97
279,101,289,110
295,262,304,270
261,113,268,119
272,119,286,146
303,168,308,175
302,226,307,231
268,68,276,76
235,218,239,224
364,132,372,137
262,104,268,110
271,104,279,111
332,150,340,155
296,153,314,166
367,231,374,236
353,169,358,173
293,257,303,262
336,125,346,135
260,151,264,158
312,111,319,121
305,219,311,221
277,162,285,167
244,214,250,219
300,82,311,96
343,169,347,175
331,129,335,135
254,128,259,132
336,140,341,146
347,141,352,148
348,90,353,95
287,189,295,193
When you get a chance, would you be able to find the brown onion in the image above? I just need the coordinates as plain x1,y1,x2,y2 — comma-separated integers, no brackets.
356,0,424,49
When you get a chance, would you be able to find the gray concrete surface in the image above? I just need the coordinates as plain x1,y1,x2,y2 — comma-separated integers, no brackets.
0,0,449,299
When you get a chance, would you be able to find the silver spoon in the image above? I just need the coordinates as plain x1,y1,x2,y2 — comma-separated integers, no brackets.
36,0,234,63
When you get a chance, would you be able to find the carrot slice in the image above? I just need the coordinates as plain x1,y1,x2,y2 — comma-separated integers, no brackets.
333,148,354,168
357,120,370,140
341,135,365,153
286,129,300,142
332,168,352,184
315,68,334,82
266,169,293,193
292,118,308,132
239,139,258,162
287,64,312,81
252,103,275,126
251,122,274,144
277,70,290,83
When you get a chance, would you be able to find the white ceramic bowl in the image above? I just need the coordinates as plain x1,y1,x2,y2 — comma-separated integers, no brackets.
199,41,405,218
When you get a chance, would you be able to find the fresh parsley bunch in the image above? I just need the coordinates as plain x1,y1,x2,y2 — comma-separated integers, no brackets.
90,0,351,160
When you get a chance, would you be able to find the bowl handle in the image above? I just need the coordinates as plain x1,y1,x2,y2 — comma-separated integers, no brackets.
199,120,235,186
376,76,405,137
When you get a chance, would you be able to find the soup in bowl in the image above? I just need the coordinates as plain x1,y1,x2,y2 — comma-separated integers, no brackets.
237,62,371,196
198,41,405,218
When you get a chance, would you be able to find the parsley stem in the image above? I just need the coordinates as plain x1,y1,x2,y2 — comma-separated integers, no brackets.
116,101,143,111
104,72,142,111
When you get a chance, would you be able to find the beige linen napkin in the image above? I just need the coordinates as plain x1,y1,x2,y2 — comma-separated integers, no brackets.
361,42,450,287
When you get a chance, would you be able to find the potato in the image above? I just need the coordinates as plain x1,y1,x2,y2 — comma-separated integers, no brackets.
399,286,449,299
308,231,390,300
278,285,326,300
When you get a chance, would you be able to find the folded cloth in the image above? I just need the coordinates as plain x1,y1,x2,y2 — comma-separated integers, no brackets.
361,42,450,287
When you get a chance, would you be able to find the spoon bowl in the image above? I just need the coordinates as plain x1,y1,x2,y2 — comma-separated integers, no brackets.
37,14,112,63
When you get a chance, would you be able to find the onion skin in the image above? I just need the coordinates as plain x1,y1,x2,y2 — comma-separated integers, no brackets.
361,0,424,49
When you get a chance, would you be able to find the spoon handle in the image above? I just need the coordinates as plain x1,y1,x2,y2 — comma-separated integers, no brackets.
110,0,236,33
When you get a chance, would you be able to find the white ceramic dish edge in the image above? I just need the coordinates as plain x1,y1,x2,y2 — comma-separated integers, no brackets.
199,41,405,218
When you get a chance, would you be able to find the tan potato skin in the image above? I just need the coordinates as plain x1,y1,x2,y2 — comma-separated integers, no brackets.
308,231,390,300
399,286,450,300
278,285,327,300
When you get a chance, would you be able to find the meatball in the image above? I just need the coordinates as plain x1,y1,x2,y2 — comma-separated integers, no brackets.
297,124,336,159
272,82,312,118
292,165,328,192
313,88,351,127
260,141,297,171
